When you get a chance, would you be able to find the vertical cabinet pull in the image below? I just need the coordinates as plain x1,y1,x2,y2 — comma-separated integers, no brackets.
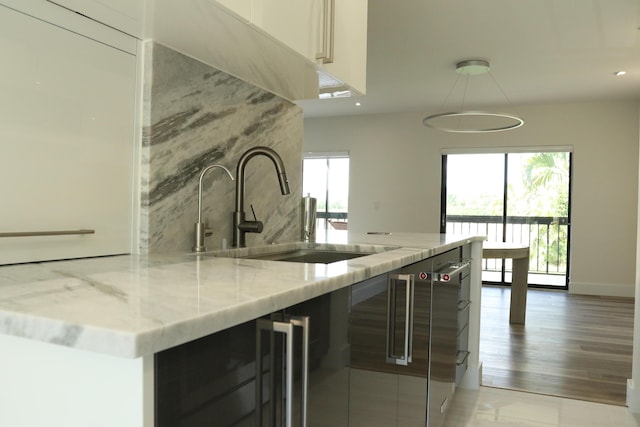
256,315,309,427
386,274,415,366
289,316,309,427
316,0,335,63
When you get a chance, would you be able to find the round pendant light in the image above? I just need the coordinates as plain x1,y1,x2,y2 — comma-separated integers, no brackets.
423,60,524,133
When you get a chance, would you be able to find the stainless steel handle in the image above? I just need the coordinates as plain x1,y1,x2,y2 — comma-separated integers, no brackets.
0,229,95,238
386,273,415,366
407,276,415,363
255,318,267,427
433,259,472,282
316,0,335,63
255,315,309,427
440,396,449,414
458,300,471,312
456,350,470,366
280,320,294,427
256,317,293,427
290,316,309,427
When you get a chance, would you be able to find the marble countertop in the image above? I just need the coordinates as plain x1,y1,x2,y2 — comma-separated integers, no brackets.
0,232,483,358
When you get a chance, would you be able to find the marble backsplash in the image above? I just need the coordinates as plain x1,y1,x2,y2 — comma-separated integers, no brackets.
140,42,303,253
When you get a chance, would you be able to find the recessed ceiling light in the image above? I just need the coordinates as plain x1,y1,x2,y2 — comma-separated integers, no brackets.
355,102,361,107
614,71,626,76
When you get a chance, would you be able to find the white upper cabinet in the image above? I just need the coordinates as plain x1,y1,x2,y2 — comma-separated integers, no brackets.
45,0,145,37
216,0,252,21
212,0,368,97
318,0,368,95
150,0,319,101
251,0,320,62
43,0,367,98
249,0,368,96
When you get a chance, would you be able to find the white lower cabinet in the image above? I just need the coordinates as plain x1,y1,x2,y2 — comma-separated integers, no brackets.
0,334,153,427
0,2,137,265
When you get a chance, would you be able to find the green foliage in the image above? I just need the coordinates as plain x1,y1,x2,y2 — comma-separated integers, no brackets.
447,193,503,216
521,152,569,218
447,152,570,274
522,153,569,272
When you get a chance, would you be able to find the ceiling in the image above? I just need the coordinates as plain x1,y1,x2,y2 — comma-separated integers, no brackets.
297,0,640,119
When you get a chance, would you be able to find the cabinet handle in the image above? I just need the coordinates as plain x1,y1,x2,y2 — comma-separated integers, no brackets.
440,396,449,414
432,259,472,282
289,316,309,427
386,274,414,366
456,350,470,366
0,229,95,238
256,315,309,427
458,300,471,312
316,0,335,63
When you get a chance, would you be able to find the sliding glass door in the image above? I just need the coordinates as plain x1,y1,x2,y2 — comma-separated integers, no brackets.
303,152,350,242
442,151,571,289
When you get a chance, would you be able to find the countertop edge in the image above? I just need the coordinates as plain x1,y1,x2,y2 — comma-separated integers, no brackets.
0,234,485,358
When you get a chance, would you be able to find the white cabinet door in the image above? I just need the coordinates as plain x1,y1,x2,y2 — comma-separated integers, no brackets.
0,4,136,265
216,0,252,21
320,0,368,95
250,0,369,95
45,0,145,37
251,0,321,61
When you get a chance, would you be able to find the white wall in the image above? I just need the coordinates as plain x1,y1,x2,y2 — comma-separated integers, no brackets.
628,105,640,411
304,100,640,297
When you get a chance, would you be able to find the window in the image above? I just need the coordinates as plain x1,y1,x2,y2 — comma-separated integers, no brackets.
442,150,572,289
303,152,349,242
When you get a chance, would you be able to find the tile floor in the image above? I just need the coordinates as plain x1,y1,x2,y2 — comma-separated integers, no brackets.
443,386,640,427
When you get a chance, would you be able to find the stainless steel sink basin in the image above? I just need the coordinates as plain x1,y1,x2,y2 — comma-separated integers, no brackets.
241,249,374,264
197,243,398,264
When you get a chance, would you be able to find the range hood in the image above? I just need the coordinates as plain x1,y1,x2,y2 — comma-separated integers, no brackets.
149,0,320,101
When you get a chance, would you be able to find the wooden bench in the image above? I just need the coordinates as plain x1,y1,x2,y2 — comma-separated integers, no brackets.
482,242,530,324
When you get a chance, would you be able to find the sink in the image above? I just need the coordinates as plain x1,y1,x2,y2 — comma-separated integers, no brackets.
240,249,374,264
201,243,397,264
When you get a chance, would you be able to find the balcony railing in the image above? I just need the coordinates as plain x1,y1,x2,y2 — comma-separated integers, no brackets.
446,215,569,278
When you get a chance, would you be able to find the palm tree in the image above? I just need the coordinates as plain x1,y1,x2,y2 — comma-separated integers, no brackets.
521,152,570,271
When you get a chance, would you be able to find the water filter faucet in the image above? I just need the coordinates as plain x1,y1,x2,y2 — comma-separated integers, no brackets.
193,164,234,252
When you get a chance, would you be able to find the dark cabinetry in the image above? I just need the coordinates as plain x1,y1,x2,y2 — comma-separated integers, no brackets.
282,288,350,427
456,244,472,386
349,259,437,427
155,320,257,427
155,288,350,427
155,321,256,427
349,247,470,427
155,245,472,427
427,246,472,427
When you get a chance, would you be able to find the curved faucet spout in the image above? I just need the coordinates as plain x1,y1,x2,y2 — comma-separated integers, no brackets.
198,165,234,223
235,146,290,212
233,146,291,247
193,164,234,252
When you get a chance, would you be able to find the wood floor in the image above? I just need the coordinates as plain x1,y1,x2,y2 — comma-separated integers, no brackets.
480,285,634,406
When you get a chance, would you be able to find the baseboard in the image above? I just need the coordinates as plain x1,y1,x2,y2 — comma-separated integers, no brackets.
459,361,482,390
628,379,640,411
568,281,634,298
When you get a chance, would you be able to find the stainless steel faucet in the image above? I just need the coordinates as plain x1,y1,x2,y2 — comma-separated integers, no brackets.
233,146,291,247
193,164,234,252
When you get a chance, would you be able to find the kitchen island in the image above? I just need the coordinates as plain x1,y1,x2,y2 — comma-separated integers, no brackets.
0,232,484,426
